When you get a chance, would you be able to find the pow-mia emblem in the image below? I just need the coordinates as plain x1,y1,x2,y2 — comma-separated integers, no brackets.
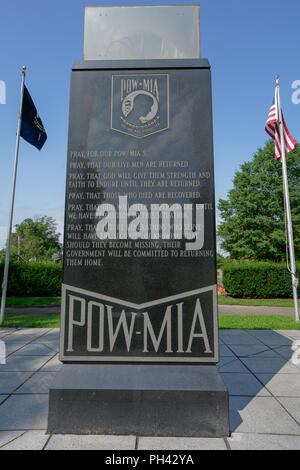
111,74,169,139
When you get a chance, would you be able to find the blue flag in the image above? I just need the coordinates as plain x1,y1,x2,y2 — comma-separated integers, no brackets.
20,85,47,150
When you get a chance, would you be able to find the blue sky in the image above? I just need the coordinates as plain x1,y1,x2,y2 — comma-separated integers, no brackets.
0,0,299,248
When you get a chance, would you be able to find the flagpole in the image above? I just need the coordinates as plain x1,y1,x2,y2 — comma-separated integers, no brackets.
0,66,26,325
276,75,299,322
17,234,20,258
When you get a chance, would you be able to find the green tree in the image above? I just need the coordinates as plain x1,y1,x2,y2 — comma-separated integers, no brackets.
0,249,5,263
217,141,300,261
10,216,62,261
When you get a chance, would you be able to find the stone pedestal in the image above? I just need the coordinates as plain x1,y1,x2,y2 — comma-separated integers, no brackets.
48,27,230,436
48,364,229,437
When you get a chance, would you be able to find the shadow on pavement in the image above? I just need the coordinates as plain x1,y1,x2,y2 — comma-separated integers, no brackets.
218,329,300,434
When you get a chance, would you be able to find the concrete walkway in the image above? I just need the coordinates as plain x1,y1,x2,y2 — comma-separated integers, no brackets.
5,306,60,315
0,327,300,450
218,304,295,316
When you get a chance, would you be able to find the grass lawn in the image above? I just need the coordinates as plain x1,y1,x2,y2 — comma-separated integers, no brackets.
1,314,299,330
1,314,60,328
219,315,300,330
6,296,299,308
2,296,299,330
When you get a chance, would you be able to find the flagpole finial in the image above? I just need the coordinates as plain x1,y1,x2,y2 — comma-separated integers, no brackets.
275,75,279,84
22,66,26,72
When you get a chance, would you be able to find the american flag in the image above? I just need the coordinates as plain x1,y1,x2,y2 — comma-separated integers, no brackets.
265,90,296,161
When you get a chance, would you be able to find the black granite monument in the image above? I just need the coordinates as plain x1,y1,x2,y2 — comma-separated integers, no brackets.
48,5,229,437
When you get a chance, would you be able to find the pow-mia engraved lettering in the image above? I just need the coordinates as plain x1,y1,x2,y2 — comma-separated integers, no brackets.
60,284,217,362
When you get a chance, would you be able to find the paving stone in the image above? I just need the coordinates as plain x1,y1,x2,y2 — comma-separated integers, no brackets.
219,344,235,357
240,356,300,374
228,344,280,358
276,330,300,340
229,396,300,434
15,372,56,394
137,436,227,450
3,335,38,357
247,330,292,346
41,329,60,339
3,332,33,343
0,329,17,339
1,430,49,450
39,354,62,372
257,373,300,397
0,394,49,430
220,334,264,346
12,343,56,356
0,327,299,448
14,328,51,339
0,372,33,393
274,346,294,359
32,340,59,353
5,340,34,357
220,330,253,337
219,330,254,340
0,431,24,448
33,330,59,344
277,397,300,424
220,372,271,396
3,355,53,371
217,358,249,373
228,432,300,450
45,434,136,450
8,332,41,341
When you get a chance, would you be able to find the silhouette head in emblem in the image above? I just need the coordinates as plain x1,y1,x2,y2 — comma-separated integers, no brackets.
122,91,158,125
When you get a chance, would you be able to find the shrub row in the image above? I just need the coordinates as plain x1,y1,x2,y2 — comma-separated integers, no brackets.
1,260,299,299
222,261,300,298
0,261,62,297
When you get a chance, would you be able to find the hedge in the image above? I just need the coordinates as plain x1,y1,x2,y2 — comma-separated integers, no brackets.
1,259,299,299
222,261,300,298
0,261,62,297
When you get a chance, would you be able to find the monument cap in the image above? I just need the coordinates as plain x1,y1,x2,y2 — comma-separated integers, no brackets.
84,4,200,60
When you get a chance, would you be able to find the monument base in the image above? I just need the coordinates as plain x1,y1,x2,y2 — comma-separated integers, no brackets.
47,364,229,437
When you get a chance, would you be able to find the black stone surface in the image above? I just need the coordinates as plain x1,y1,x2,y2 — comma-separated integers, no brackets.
48,364,229,437
72,59,211,70
60,59,218,364
48,58,229,438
